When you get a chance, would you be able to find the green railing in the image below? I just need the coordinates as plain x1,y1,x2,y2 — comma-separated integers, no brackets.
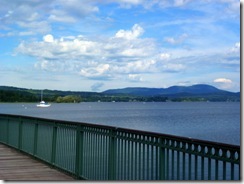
0,114,240,180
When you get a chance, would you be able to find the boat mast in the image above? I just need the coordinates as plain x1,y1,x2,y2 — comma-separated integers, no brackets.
41,90,43,101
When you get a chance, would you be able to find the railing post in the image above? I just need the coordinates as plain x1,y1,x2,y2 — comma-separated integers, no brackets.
18,117,23,150
159,137,166,180
75,125,83,179
51,122,57,165
33,121,38,156
108,129,117,180
6,116,10,144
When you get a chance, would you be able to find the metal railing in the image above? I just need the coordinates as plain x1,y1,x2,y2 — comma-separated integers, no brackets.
0,114,240,180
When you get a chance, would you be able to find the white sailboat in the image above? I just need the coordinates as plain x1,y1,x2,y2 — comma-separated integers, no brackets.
37,90,51,107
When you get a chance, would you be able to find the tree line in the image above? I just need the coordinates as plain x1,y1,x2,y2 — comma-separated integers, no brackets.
0,90,169,102
0,87,239,103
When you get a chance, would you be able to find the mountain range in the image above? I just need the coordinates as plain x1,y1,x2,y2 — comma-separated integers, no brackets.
103,84,229,95
0,84,240,102
103,84,240,101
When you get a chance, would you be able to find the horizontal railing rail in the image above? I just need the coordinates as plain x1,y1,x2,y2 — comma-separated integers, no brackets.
0,114,240,180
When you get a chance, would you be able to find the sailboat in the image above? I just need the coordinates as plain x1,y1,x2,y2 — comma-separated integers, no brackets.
36,90,51,107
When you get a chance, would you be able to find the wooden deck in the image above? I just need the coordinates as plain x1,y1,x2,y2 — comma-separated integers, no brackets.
0,143,74,181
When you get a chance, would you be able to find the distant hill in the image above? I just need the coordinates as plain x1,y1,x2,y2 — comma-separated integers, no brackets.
103,87,163,96
102,84,240,102
103,84,228,95
0,84,240,102
161,84,224,94
0,86,101,102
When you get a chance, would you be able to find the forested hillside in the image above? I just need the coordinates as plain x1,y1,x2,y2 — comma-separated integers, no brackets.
0,85,240,102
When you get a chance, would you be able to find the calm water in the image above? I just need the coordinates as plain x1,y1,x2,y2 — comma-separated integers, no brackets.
0,102,240,145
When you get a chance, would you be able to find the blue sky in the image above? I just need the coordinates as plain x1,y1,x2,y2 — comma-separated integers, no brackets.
0,0,240,92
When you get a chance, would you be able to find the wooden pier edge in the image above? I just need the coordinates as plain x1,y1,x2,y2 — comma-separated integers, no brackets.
0,143,75,181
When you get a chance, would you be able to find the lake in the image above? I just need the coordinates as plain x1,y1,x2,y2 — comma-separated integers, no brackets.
0,102,240,145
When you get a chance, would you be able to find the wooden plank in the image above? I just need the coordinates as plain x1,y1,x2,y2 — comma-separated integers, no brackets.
0,144,74,181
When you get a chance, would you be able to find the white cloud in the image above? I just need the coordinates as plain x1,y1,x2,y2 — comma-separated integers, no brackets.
229,42,240,53
124,0,141,3
162,63,186,72
214,78,232,83
51,0,99,19
115,24,144,40
128,74,143,82
17,24,156,63
17,23,184,81
16,24,161,76
174,0,192,7
213,77,234,90
80,64,110,78
125,60,157,73
235,42,240,48
165,34,188,45
110,0,143,8
48,12,76,23
0,0,99,36
17,20,51,34
160,53,171,60
43,34,54,43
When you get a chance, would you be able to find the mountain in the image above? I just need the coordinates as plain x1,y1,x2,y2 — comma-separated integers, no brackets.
103,84,240,101
102,84,240,102
103,87,163,96
0,84,240,102
103,84,227,96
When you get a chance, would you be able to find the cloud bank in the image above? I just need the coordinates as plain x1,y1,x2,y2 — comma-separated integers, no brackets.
0,0,240,91
17,24,178,81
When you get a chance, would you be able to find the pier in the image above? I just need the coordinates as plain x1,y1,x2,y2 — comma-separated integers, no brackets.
0,144,73,180
0,114,240,180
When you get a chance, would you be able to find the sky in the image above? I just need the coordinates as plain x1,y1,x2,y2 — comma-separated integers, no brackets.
0,0,240,92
